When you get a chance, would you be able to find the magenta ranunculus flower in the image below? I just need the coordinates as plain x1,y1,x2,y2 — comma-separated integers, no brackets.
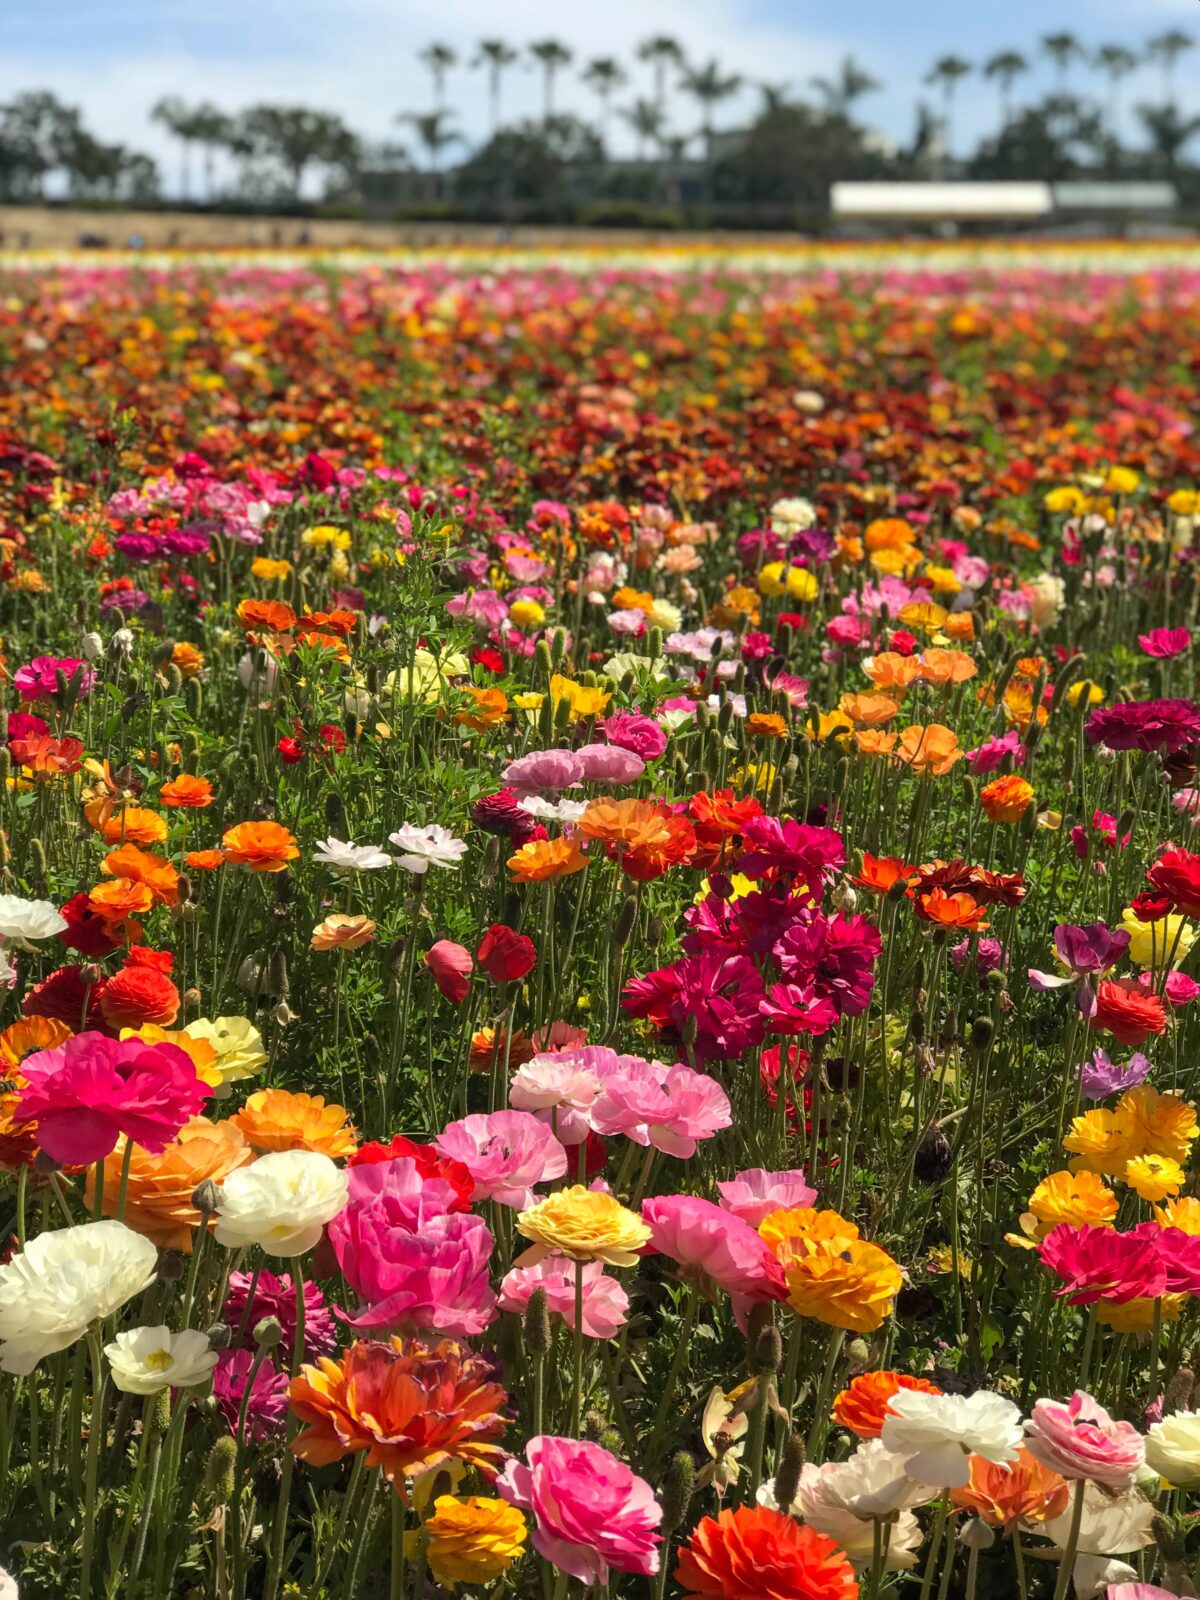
1037,1223,1167,1305
326,1156,497,1336
603,712,667,762
737,816,846,894
1137,627,1191,659
13,655,97,703
16,1032,212,1165
434,1109,568,1208
641,1194,787,1302
212,1347,289,1441
590,1058,731,1158
717,1167,817,1227
497,1436,662,1582
1028,923,1131,1017
1086,699,1200,755
499,1257,629,1339
222,1269,336,1357
575,743,646,785
1024,1390,1146,1488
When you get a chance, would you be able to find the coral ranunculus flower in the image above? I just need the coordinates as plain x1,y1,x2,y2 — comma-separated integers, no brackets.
832,1370,944,1438
221,821,300,872
676,1506,858,1600
99,965,182,1030
289,1336,509,1498
1087,980,1168,1046
85,1117,253,1250
159,774,215,808
101,844,181,907
951,1447,1069,1527
232,1088,358,1160
850,853,916,895
980,774,1035,823
916,888,988,932
896,723,963,776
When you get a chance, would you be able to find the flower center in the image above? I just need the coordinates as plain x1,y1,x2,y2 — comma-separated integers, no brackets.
145,1348,174,1372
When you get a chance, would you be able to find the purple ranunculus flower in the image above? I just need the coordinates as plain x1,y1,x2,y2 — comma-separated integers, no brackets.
1079,1048,1152,1102
1029,923,1131,1017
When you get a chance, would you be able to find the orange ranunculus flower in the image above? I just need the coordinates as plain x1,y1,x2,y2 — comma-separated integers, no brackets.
311,914,377,951
758,1206,861,1256
0,1017,69,1166
101,843,181,907
851,853,916,895
186,849,226,870
172,642,206,679
507,837,589,883
611,586,655,615
301,608,359,638
980,774,1035,823
951,1448,1069,1527
454,687,510,731
232,1088,358,1159
864,517,916,552
918,648,977,687
1000,681,1048,731
577,798,670,848
916,887,989,931
1156,1195,1200,1234
289,1337,510,1498
942,612,976,642
236,597,296,632
853,729,898,758
1019,1170,1118,1244
160,774,215,808
708,586,760,630
84,802,169,846
776,1235,902,1332
746,712,789,739
676,1507,858,1600
839,692,900,727
618,811,697,881
0,1015,72,1068
862,652,922,692
84,1117,253,1250
221,821,300,872
469,1026,533,1072
87,877,155,924
832,1370,944,1437
896,723,963,776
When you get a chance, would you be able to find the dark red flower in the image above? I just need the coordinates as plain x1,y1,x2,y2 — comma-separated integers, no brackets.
477,924,536,984
57,892,122,957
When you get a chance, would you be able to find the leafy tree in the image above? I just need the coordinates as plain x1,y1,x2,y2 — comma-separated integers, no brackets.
455,115,601,208
0,91,84,198
619,98,665,161
238,105,360,200
581,58,627,148
188,103,233,200
528,40,574,122
983,52,1029,133
150,95,195,199
1146,30,1194,109
1136,101,1200,178
473,41,518,137
711,101,886,206
970,94,1106,180
419,44,458,110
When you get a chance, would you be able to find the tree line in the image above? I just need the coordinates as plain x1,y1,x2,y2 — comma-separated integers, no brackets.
0,28,1197,216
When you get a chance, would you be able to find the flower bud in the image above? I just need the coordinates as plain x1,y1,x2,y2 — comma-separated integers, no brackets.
659,1451,696,1533
957,1518,995,1551
913,1126,954,1185
772,1434,806,1514
523,1287,552,1355
152,1388,172,1434
157,1251,185,1283
969,1016,995,1051
191,1179,219,1216
254,1316,282,1350
613,897,638,947
203,1435,237,1501
752,1323,783,1375
205,1322,232,1351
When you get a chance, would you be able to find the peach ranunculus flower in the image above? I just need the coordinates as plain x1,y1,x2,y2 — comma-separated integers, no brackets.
862,652,923,692
507,837,589,883
839,692,901,727
896,723,963,776
85,803,169,846
84,1117,254,1250
918,648,977,687
221,820,300,872
232,1088,358,1159
951,1447,1069,1526
159,774,215,808
312,914,377,952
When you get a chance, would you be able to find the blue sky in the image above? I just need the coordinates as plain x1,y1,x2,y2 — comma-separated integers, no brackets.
0,0,1195,185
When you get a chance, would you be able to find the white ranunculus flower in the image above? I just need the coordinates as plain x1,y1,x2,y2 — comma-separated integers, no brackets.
760,1442,928,1569
0,894,67,951
1032,1480,1155,1557
237,650,278,696
770,496,817,535
105,1325,218,1395
792,390,825,415
388,823,468,875
0,1564,17,1600
214,1150,348,1256
312,836,393,873
647,599,682,633
1144,1409,1200,1488
1025,573,1065,628
81,631,105,661
881,1389,1023,1488
0,1221,158,1375
517,796,589,824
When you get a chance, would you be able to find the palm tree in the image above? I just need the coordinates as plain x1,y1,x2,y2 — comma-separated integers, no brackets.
924,56,971,157
474,40,518,138
187,102,232,200
581,58,627,148
419,44,457,111
1146,30,1194,108
528,40,574,123
637,36,684,115
680,58,743,150
397,109,461,199
150,96,196,200
1095,45,1138,137
619,98,664,161
1042,32,1084,89
1136,101,1200,176
809,57,882,116
983,51,1028,132
757,80,793,115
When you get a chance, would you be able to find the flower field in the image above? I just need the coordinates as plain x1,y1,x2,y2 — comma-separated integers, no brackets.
3,248,1200,1599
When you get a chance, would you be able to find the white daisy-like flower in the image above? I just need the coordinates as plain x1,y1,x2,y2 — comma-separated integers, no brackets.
517,796,589,824
389,823,469,875
312,836,393,873
105,1325,218,1395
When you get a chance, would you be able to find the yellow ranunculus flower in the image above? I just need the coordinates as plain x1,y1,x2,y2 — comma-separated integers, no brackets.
1104,466,1140,495
183,1015,268,1090
549,674,611,720
251,557,292,581
1125,1153,1184,1202
508,599,545,631
1044,486,1085,514
516,1185,649,1267
419,1496,527,1586
785,566,819,602
301,524,352,551
1119,908,1194,970
758,562,787,597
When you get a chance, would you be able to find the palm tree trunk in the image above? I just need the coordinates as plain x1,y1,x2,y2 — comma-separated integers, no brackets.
181,141,191,202
489,70,500,137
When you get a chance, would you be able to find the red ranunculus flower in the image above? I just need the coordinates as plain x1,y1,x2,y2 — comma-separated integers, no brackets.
477,924,536,984
676,1506,858,1600
1147,848,1200,918
57,892,122,957
1088,980,1168,1046
23,964,107,1030
425,939,474,1003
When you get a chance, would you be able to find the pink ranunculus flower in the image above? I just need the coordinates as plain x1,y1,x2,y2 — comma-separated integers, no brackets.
499,1257,629,1339
424,939,473,1002
1108,1586,1185,1599
603,712,667,762
434,1109,568,1208
501,748,584,796
509,1049,607,1145
717,1167,818,1227
965,728,1027,774
1137,628,1191,659
575,744,646,785
326,1157,496,1337
641,1194,787,1302
16,1032,211,1165
1024,1391,1146,1488
497,1436,662,1582
590,1058,731,1158
13,655,96,703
